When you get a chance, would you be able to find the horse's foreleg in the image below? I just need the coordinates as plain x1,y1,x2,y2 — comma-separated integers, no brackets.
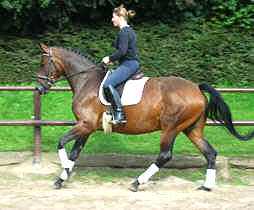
53,123,90,188
130,135,176,192
69,135,88,161
54,130,78,189
54,134,89,189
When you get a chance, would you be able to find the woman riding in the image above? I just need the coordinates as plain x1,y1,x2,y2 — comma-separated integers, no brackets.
102,4,139,125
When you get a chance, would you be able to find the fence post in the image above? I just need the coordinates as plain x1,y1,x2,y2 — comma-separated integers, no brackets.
33,90,41,165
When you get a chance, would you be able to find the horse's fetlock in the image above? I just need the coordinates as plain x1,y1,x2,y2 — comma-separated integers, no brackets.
57,143,64,150
156,151,172,168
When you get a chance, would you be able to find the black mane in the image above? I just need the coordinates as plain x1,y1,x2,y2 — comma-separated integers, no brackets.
53,46,105,71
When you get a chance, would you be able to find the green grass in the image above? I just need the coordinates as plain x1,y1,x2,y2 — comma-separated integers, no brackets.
0,82,254,158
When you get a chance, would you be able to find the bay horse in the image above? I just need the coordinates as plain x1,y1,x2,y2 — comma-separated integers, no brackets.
36,44,254,192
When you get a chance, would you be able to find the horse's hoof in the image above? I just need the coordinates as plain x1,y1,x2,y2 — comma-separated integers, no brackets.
53,178,64,189
129,180,139,192
198,185,211,192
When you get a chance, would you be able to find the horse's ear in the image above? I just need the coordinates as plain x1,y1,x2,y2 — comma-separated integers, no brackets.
40,43,49,53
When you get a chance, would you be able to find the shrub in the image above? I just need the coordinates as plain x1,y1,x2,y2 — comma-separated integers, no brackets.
209,0,254,29
0,22,253,87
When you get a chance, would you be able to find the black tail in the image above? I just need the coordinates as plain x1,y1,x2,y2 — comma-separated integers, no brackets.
199,83,254,141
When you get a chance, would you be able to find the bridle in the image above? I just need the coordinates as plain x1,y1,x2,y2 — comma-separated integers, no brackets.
36,48,60,89
36,47,99,92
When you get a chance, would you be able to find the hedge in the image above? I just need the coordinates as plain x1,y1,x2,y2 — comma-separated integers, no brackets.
0,22,253,86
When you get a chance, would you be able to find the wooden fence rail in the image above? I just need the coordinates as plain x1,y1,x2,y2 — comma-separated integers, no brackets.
0,87,254,164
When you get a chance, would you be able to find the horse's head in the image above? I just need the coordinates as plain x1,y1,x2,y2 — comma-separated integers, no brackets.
36,44,64,95
36,44,106,95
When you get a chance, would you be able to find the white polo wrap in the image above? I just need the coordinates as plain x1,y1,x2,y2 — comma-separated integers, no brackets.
60,169,69,180
204,169,216,189
58,148,75,169
138,163,159,184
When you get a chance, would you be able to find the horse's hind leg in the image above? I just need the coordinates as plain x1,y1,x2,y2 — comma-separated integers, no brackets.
184,121,217,191
198,137,217,191
130,130,177,192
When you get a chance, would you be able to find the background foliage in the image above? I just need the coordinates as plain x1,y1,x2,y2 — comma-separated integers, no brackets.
0,0,253,86
209,0,254,29
0,22,253,86
0,0,253,33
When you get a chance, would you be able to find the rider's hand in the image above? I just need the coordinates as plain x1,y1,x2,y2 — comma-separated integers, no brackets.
102,56,111,65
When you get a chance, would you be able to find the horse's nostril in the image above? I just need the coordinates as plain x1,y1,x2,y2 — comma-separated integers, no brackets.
35,86,43,95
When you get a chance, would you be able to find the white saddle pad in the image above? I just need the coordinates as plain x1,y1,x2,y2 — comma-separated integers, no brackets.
99,71,149,106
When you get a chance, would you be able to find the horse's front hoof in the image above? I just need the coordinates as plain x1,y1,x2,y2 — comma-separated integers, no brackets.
198,185,211,192
129,180,140,192
53,178,64,189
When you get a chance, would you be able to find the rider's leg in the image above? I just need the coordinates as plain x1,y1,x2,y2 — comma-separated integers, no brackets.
103,60,139,124
104,84,126,124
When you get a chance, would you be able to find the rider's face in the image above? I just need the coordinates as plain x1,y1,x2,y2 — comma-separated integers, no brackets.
112,13,121,27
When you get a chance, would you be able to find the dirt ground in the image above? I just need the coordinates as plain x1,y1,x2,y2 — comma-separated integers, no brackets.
0,158,254,210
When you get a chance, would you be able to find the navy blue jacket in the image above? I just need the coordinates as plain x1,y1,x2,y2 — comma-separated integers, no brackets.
109,26,138,64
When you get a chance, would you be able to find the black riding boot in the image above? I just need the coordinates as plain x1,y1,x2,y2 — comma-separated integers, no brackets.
104,85,127,124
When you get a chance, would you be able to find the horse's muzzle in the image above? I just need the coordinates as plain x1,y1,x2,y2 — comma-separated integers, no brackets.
35,85,48,95
35,75,52,95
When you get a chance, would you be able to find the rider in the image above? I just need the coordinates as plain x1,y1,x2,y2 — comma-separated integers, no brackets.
102,4,139,125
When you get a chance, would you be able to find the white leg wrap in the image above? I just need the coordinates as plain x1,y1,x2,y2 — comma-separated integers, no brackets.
138,163,159,184
60,169,69,180
58,148,75,169
203,169,216,189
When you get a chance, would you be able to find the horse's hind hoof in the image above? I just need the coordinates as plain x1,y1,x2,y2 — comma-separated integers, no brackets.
198,185,211,192
129,180,139,192
53,178,64,189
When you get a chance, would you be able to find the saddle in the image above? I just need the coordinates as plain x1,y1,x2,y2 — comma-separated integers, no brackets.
115,70,145,97
130,70,145,80
100,70,149,133
99,69,149,106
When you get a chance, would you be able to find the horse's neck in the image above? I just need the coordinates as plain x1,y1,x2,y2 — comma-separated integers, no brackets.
56,49,105,95
65,64,105,96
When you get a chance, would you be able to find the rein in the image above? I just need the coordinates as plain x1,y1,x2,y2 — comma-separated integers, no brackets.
54,67,97,83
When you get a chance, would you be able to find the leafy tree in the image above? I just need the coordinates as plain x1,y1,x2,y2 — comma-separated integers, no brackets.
209,0,254,29
0,0,253,33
